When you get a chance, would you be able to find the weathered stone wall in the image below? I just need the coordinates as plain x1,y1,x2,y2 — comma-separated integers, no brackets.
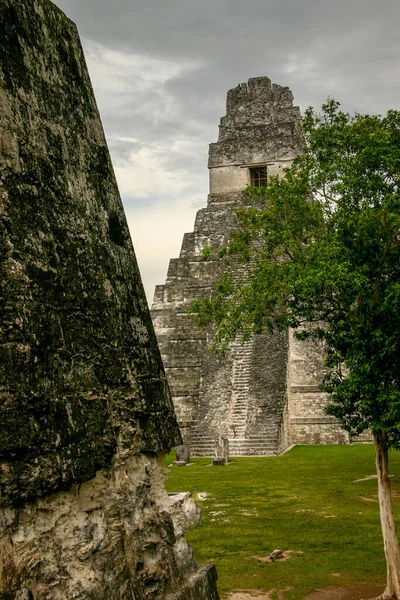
152,78,303,456
152,77,364,455
209,159,293,195
152,203,236,431
0,1,219,597
208,78,303,168
0,0,179,503
287,330,372,444
287,330,349,445
208,79,302,199
1,453,219,599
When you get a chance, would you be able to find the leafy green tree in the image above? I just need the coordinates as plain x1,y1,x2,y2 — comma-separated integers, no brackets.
190,100,400,599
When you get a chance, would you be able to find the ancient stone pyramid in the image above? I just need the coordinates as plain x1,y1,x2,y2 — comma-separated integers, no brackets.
151,77,353,457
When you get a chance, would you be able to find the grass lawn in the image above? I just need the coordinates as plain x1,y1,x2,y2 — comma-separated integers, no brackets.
164,445,400,599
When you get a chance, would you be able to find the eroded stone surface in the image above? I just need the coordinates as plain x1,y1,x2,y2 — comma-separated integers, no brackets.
1,453,219,599
0,1,219,598
151,78,371,455
151,78,325,456
0,0,180,506
209,77,302,168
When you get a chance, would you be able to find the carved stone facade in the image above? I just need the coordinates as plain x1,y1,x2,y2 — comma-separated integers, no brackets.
152,77,366,456
0,1,219,598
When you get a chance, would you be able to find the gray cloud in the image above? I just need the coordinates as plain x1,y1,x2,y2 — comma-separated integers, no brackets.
53,0,400,301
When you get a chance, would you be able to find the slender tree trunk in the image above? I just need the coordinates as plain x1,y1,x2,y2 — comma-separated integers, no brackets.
374,430,400,600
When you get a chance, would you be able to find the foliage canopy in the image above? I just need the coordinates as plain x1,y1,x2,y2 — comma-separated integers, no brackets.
190,99,400,444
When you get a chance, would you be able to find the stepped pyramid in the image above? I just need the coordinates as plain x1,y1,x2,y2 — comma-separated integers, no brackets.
151,77,353,456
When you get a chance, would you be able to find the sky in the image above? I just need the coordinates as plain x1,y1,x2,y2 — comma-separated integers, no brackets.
54,0,400,304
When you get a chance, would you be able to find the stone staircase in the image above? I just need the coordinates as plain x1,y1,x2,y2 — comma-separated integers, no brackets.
227,431,280,456
227,340,253,438
186,337,283,457
188,433,217,457
189,427,280,457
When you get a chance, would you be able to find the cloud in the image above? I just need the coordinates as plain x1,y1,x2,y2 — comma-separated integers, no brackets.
83,39,211,184
281,21,400,114
125,196,204,303
113,142,206,200
83,40,204,136
54,0,400,306
80,40,211,303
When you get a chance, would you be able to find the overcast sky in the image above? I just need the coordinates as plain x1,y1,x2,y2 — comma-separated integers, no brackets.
54,0,400,304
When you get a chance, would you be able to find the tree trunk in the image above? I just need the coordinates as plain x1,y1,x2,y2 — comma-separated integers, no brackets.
374,430,400,600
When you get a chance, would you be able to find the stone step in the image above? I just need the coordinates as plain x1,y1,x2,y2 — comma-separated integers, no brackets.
189,434,279,441
229,436,278,442
190,439,278,446
191,449,278,457
190,439,279,444
190,444,277,450
229,444,277,450
190,443,217,448
190,440,215,448
232,439,278,444
232,443,278,448
190,428,279,434
228,451,278,457
189,439,279,453
190,438,243,444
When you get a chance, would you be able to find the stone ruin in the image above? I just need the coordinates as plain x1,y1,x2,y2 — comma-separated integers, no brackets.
0,0,219,598
151,77,366,457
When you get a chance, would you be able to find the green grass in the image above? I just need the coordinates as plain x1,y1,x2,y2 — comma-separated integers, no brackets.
164,445,400,599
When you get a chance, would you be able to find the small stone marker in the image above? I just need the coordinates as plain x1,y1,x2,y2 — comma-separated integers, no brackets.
269,549,283,561
172,461,186,467
212,437,229,465
175,424,191,464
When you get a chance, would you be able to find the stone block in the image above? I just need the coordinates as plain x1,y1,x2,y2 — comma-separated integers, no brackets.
214,437,229,465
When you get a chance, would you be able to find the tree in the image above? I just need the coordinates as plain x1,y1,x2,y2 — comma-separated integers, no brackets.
190,100,400,599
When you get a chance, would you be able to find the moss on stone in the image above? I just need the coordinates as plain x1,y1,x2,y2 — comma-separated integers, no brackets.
0,0,181,507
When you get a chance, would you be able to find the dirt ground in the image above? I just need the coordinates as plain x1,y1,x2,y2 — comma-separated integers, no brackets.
302,582,385,599
226,582,385,600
